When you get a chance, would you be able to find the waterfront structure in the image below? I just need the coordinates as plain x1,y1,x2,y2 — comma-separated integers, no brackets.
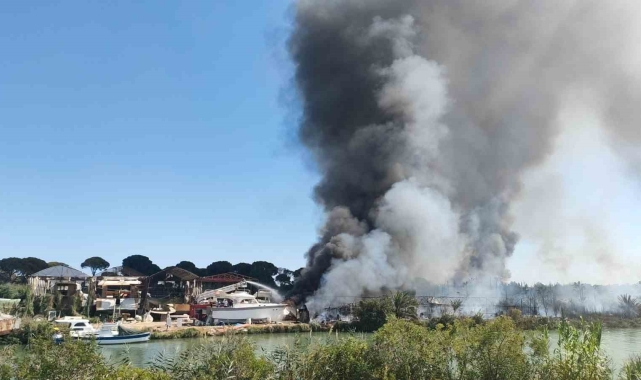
28,265,89,296
140,266,200,309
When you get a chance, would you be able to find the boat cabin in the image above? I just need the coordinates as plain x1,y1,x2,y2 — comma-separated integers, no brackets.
54,317,95,337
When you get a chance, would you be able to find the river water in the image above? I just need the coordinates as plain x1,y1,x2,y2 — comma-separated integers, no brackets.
101,329,641,370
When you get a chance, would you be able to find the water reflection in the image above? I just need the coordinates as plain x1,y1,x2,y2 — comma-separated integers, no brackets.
100,332,349,367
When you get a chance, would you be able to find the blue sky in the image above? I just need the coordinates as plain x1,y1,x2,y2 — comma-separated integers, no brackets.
0,1,319,271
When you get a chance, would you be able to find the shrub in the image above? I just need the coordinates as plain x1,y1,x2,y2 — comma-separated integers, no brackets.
149,335,275,379
532,319,612,380
297,337,370,380
508,308,522,321
621,355,641,380
390,291,419,319
369,319,449,379
0,284,28,299
353,298,392,332
450,316,531,380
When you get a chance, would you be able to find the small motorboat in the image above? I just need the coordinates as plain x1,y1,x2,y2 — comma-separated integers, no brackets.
54,316,96,338
87,323,150,345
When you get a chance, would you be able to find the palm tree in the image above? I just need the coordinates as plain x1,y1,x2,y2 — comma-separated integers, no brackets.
390,291,418,319
618,294,638,318
450,299,464,315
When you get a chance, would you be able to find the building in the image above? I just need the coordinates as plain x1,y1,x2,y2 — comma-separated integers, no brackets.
141,266,200,305
28,265,89,296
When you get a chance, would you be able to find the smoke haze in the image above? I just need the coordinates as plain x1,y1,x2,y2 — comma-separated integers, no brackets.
288,0,641,309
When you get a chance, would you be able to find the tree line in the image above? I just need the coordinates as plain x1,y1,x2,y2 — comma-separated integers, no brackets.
0,255,303,292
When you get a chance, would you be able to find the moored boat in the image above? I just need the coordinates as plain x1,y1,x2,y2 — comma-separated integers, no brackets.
86,323,150,345
54,316,96,338
196,281,287,324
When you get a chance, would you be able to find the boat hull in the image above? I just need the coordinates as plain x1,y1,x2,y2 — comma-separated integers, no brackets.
209,304,286,323
85,332,151,345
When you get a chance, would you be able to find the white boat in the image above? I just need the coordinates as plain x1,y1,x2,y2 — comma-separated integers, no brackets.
54,317,96,338
196,282,287,324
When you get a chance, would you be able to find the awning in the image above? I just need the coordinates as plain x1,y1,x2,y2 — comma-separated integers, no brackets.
98,280,141,286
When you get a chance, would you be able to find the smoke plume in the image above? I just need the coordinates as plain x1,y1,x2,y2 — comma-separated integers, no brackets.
289,0,641,309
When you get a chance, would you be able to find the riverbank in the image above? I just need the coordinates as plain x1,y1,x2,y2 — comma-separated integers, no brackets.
121,314,641,340
124,321,330,340
4,313,641,345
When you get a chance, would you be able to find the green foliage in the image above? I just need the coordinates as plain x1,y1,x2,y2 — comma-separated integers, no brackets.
451,317,531,380
0,283,28,299
370,319,449,379
149,335,274,380
354,297,392,332
619,294,639,318
206,260,233,276
275,269,294,292
621,355,641,380
72,291,83,315
176,261,204,276
532,319,612,380
508,308,522,321
299,337,370,380
249,261,279,288
122,255,161,276
390,291,419,319
34,294,53,315
47,262,69,268
80,256,110,276
232,262,252,276
0,318,59,345
23,286,34,316
450,299,464,314
0,257,48,283
151,327,204,340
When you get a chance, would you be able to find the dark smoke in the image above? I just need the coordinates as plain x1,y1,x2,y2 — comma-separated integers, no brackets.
288,0,641,308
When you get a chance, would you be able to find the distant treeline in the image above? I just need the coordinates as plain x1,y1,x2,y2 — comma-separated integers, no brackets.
0,255,304,292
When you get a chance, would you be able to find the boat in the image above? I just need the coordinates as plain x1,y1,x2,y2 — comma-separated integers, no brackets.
54,316,96,338
196,281,287,324
54,317,150,344
87,323,150,345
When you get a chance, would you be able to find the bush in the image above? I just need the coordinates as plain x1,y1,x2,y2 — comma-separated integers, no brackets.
353,298,392,332
0,284,28,299
621,355,641,380
508,308,522,321
0,318,60,345
297,337,370,380
531,320,612,380
451,317,531,380
370,319,449,379
149,335,275,379
34,294,53,315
